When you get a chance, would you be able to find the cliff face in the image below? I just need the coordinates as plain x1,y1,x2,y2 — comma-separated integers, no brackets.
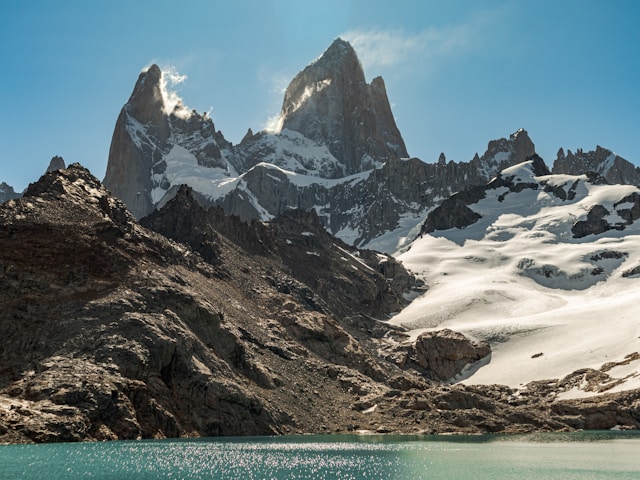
103,65,233,220
278,38,408,175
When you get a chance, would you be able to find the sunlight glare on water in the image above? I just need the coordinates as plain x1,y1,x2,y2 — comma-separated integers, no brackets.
1,432,639,480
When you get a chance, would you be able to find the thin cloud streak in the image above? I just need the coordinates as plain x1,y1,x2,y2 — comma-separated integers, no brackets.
159,65,191,118
342,10,505,75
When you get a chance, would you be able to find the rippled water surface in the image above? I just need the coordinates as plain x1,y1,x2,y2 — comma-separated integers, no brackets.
1,431,639,479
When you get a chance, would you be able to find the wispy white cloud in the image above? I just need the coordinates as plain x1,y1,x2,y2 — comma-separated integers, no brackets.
159,65,191,118
257,66,293,132
342,10,504,75
162,66,187,87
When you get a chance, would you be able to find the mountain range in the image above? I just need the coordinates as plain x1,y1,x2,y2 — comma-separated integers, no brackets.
1,38,639,442
101,38,640,252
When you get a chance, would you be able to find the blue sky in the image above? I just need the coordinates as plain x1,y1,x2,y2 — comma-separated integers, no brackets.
1,0,639,191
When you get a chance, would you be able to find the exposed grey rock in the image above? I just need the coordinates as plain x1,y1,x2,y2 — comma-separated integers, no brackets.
279,38,408,175
141,185,415,320
46,155,66,173
470,128,536,178
614,192,640,224
240,127,254,143
421,154,547,234
0,182,20,203
553,145,640,186
225,129,539,249
0,165,398,441
103,64,234,220
571,191,640,239
103,41,544,250
398,329,491,382
2,165,640,442
572,204,614,238
2,156,68,204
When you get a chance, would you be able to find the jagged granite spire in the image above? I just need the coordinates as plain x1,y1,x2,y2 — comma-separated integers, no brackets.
278,38,408,175
103,65,167,219
46,155,66,173
552,145,640,186
104,65,230,219
0,182,20,203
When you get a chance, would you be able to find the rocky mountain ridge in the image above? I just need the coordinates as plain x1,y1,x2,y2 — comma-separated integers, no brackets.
3,164,640,443
3,39,638,252
553,145,640,186
103,38,639,252
421,155,640,242
0,156,66,204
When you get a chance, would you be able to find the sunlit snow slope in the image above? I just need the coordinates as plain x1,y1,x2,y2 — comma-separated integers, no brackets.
391,160,640,397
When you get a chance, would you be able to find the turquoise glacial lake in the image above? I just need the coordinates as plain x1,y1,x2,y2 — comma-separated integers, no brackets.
1,431,639,479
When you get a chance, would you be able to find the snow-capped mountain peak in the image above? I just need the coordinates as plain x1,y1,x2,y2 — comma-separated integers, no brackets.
104,65,234,219
101,39,638,257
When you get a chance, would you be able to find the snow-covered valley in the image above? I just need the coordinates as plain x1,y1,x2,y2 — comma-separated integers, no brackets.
391,161,640,396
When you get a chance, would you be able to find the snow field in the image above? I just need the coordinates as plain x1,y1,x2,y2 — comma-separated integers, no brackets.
391,163,640,396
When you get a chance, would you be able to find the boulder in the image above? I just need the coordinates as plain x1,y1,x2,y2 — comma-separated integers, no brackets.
401,329,490,382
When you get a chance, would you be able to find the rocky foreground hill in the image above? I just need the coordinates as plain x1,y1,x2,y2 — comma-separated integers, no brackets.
1,164,639,443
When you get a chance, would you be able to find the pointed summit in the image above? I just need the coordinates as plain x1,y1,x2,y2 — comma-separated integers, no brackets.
104,64,231,220
127,64,166,127
46,155,65,173
278,38,408,175
0,182,20,203
310,37,363,77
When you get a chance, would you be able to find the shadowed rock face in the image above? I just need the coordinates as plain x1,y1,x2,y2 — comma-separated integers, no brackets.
141,185,415,319
103,65,166,219
420,155,546,235
279,38,408,175
46,156,66,173
2,165,405,441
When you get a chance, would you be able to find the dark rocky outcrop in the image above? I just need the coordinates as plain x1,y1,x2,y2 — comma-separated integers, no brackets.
422,194,483,233
397,329,490,382
614,192,640,224
421,155,547,234
1,156,68,205
141,184,415,319
571,204,614,238
1,165,400,441
571,190,640,239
